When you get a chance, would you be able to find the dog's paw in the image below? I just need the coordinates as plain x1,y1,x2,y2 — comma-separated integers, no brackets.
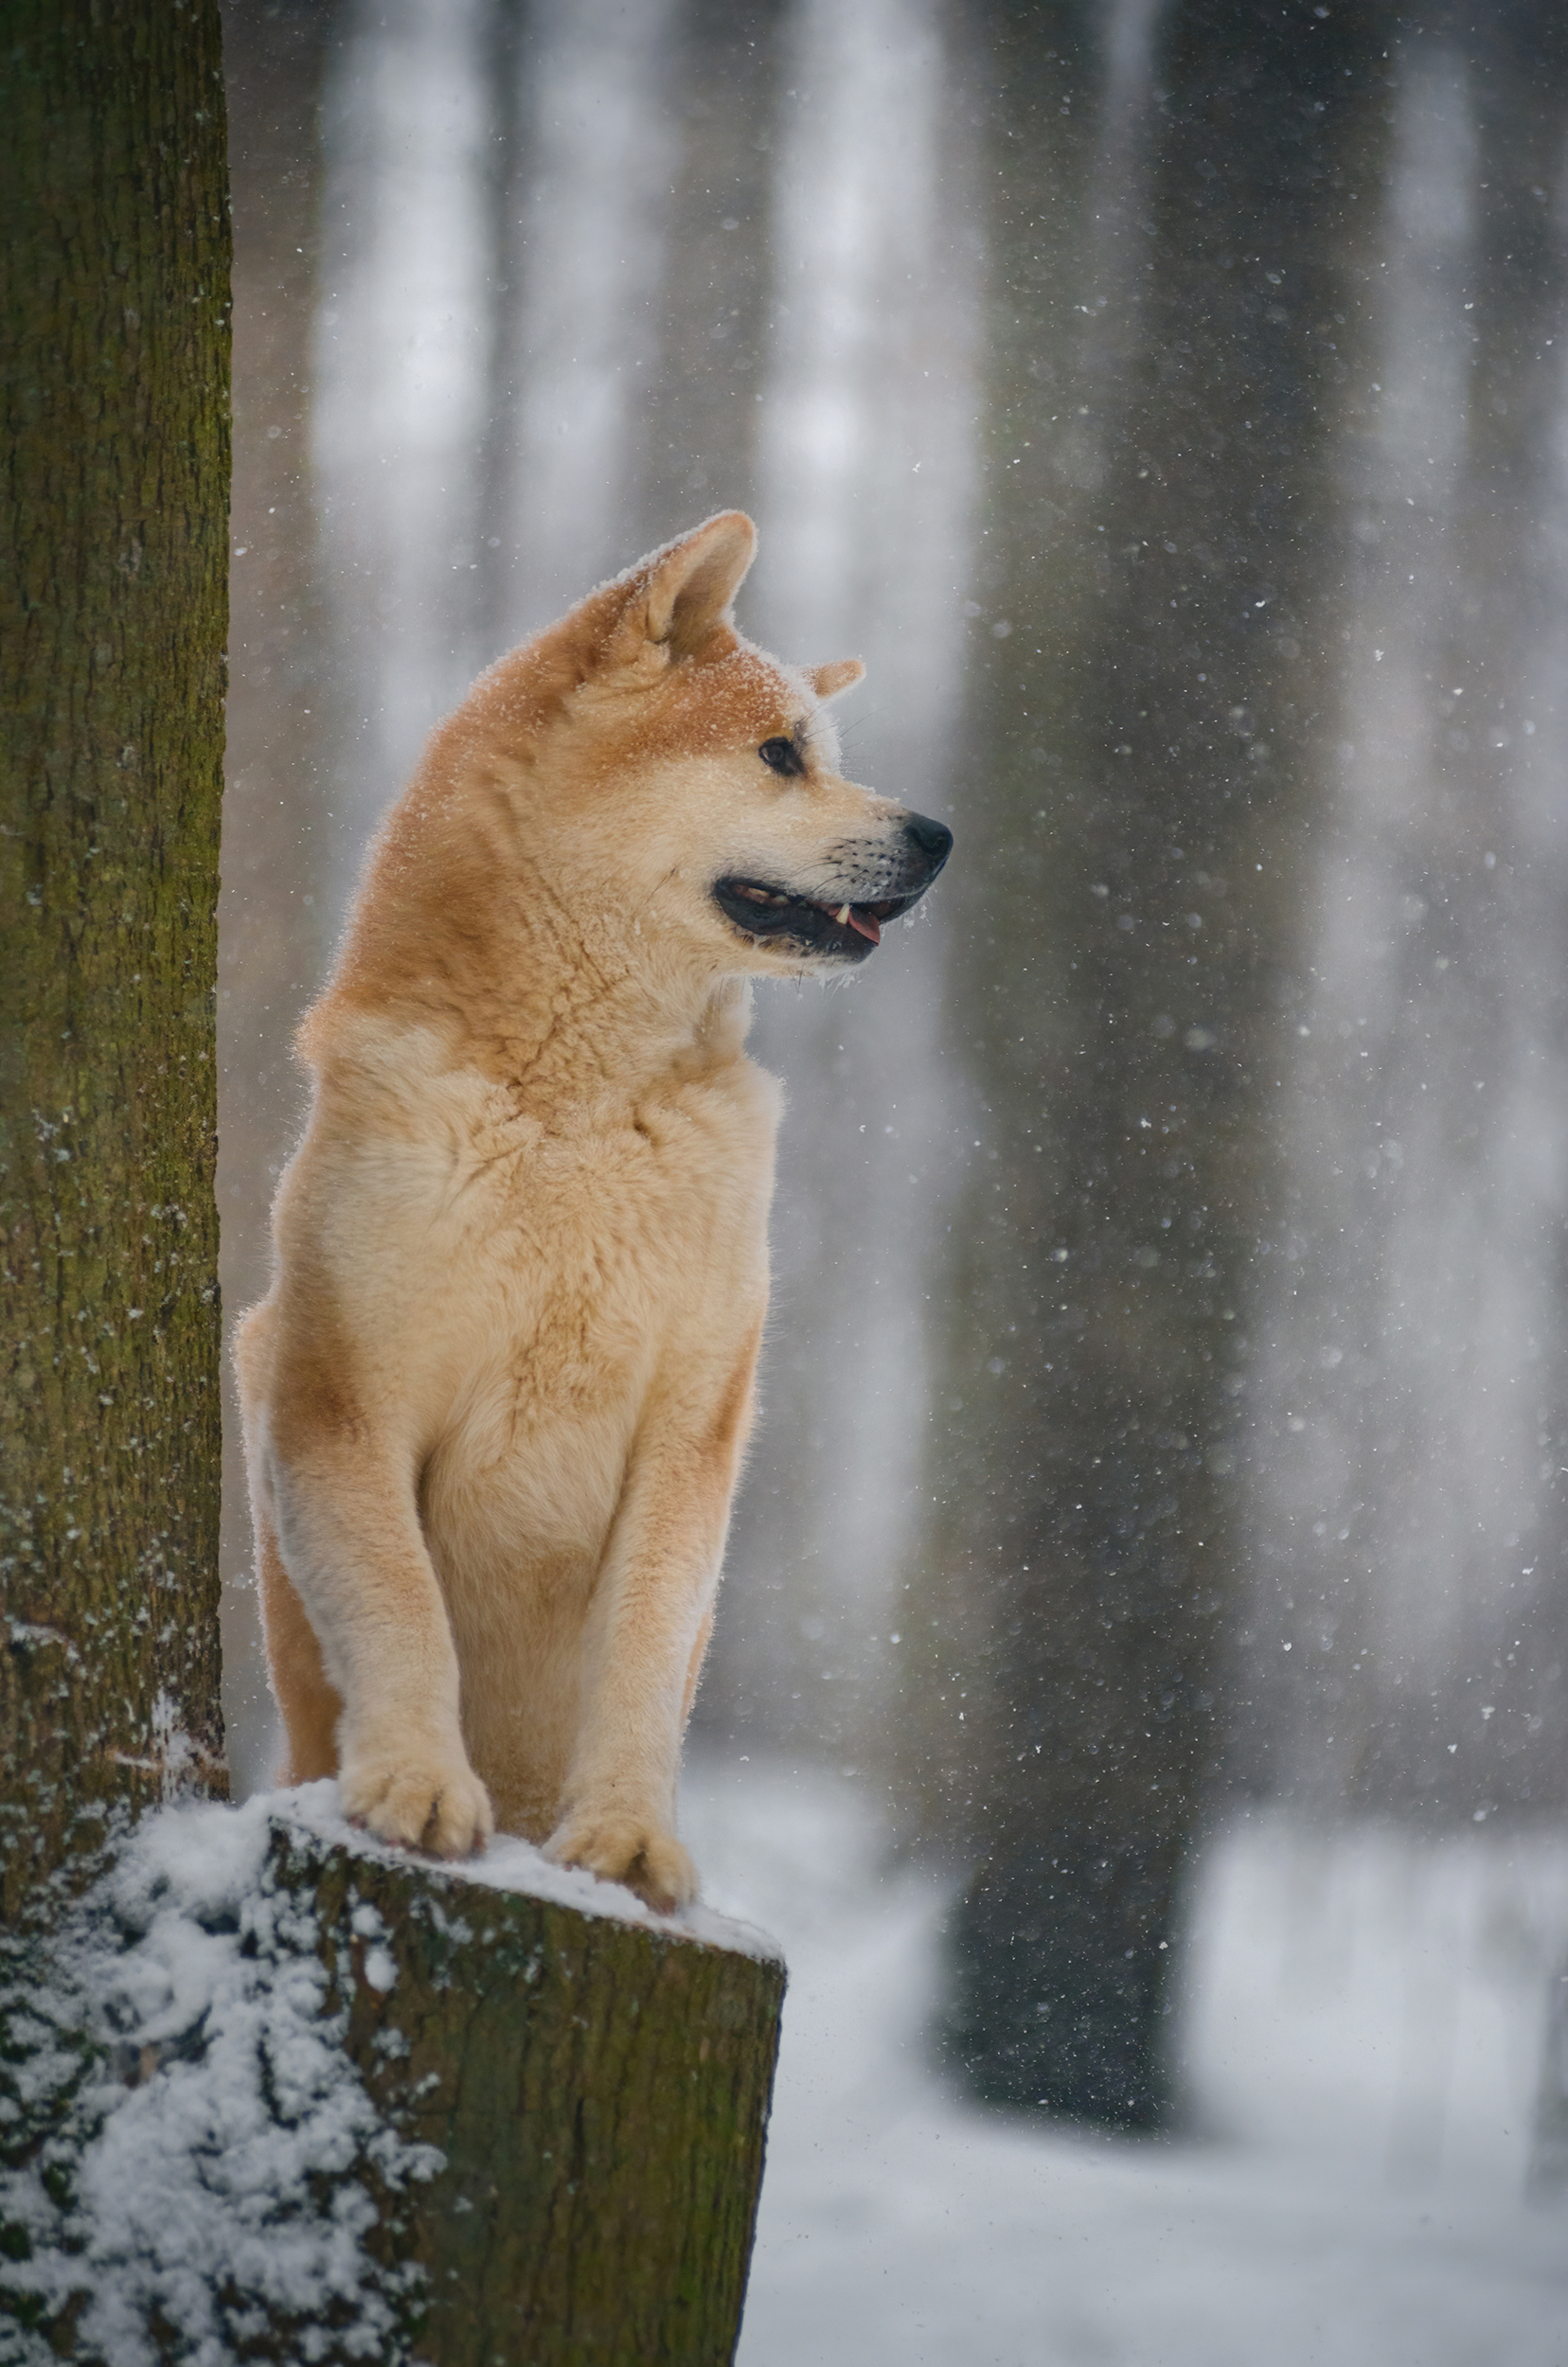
341,1742,494,1860
545,1810,697,1913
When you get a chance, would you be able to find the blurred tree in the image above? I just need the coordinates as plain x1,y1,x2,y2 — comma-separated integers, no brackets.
699,0,981,1762
921,0,1393,2124
217,0,338,1789
1452,3,1568,1822
1234,2,1568,1828
635,0,785,541
0,0,230,1921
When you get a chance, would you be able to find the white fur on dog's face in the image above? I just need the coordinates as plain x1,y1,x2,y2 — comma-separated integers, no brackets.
426,509,950,993
628,685,929,978
528,640,946,985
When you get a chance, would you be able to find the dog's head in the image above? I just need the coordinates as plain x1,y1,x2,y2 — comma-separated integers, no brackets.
487,512,952,982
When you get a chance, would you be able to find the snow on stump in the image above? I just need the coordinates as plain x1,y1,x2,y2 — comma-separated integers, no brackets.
295,1816,784,2364
0,1789,784,2367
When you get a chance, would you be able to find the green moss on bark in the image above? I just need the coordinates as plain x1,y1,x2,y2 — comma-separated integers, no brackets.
0,0,231,1920
284,1828,785,2367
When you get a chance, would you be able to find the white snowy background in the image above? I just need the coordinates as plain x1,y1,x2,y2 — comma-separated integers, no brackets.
682,1756,1568,2367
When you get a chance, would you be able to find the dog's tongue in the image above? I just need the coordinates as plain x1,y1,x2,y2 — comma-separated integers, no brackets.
846,906,881,945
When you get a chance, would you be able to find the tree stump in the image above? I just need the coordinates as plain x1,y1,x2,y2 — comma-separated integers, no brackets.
279,1817,786,2367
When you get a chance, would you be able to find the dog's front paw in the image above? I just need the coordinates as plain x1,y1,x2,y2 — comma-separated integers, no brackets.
545,1809,697,1913
341,1736,494,1860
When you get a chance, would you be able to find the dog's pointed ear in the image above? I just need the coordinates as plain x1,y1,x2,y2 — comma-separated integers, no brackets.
642,511,757,660
810,658,864,701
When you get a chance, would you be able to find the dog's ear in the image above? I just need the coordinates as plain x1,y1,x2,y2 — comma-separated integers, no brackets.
810,659,864,701
642,511,757,660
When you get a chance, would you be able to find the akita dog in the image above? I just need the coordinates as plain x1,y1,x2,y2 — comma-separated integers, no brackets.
236,511,951,1908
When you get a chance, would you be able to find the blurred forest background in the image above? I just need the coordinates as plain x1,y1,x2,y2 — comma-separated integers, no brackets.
220,0,1568,2167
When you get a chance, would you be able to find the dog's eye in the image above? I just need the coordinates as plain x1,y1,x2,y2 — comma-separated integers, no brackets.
758,737,805,778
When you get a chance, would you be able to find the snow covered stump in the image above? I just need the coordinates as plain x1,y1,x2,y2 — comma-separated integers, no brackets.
0,1788,785,2366
294,1821,784,2362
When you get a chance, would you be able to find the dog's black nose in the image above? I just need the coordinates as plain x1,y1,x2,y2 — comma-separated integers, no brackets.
903,810,953,867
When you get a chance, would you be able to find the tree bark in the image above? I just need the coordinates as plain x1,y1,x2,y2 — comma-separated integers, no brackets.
294,1828,785,2367
921,0,1393,2125
0,0,231,1923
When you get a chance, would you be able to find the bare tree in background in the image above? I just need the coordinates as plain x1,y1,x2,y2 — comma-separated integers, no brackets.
1242,3,1568,1825
218,0,339,1789
703,0,980,1755
923,0,1393,2126
633,0,789,545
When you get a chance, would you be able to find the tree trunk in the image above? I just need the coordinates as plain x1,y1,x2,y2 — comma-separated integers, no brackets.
1529,1947,1568,2200
1238,3,1568,1822
0,0,231,1924
3,1810,783,2364
921,0,1393,2125
633,0,785,546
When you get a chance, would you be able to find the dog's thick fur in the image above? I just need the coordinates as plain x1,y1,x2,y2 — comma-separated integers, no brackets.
236,512,950,1909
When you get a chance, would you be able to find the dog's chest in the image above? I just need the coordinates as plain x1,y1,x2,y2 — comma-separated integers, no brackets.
452,1063,776,1400
414,1062,775,1568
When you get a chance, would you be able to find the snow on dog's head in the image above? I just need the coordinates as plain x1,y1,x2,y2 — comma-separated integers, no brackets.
349,512,953,998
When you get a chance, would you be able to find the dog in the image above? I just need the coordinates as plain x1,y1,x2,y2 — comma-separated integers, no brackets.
235,511,952,1909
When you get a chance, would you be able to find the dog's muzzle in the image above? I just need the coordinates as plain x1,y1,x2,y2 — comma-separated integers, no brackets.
713,811,953,963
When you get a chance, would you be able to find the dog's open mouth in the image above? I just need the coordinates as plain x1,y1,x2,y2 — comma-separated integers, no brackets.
712,877,920,960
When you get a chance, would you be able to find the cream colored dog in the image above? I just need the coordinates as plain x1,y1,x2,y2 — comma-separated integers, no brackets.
236,512,951,1909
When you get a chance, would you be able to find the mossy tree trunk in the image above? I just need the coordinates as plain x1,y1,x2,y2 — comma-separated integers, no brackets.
3,1808,784,2362
921,0,1393,2125
290,1828,784,2367
0,0,230,1923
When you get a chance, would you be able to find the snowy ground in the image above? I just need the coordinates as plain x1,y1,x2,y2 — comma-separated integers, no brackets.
678,1758,1568,2367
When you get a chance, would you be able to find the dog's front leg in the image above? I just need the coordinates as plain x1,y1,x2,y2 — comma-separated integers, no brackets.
264,1428,494,1858
546,1364,756,1911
